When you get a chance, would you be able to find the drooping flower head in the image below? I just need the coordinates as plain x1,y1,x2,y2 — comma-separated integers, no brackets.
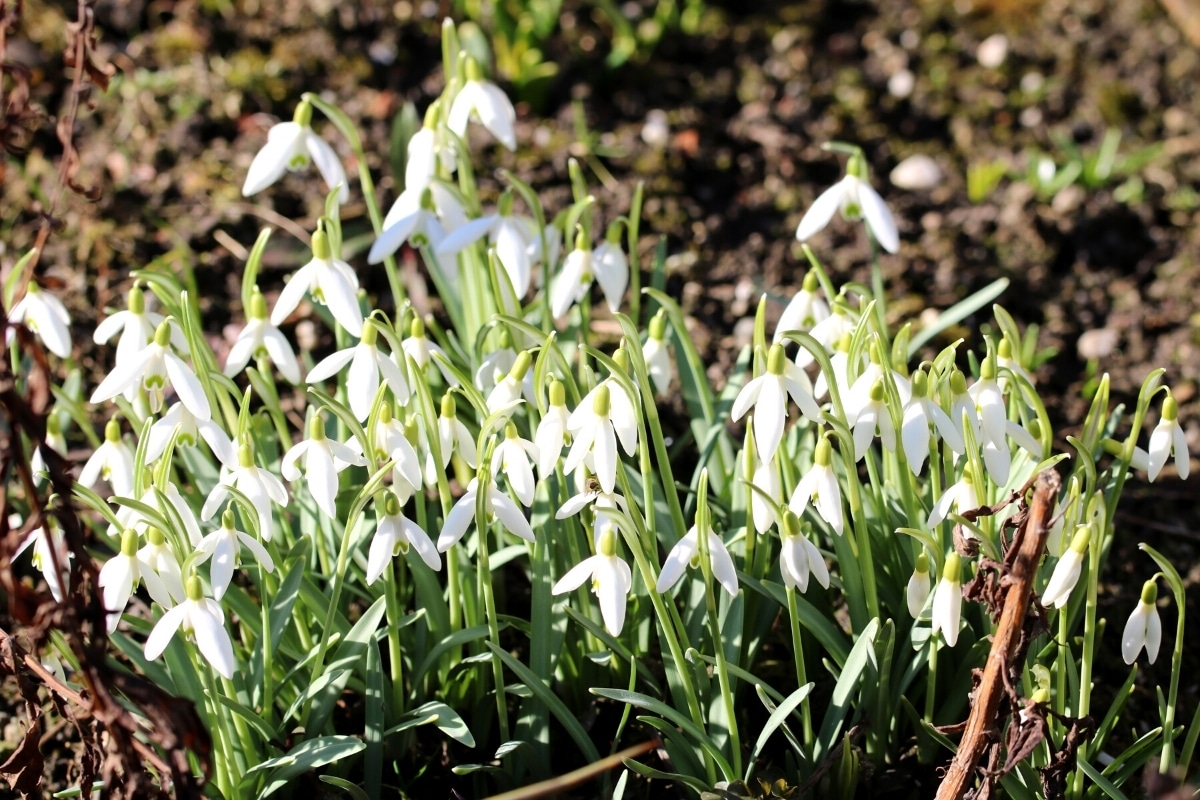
242,100,348,203
932,552,963,647
795,148,899,254
6,280,72,359
1121,577,1162,665
272,228,363,338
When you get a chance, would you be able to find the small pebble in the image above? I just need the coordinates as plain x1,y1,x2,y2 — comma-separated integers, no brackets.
1077,328,1118,360
888,69,915,99
890,154,943,190
642,109,670,148
977,34,1008,69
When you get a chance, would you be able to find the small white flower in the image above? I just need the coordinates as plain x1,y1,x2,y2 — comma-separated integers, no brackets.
556,483,626,525
135,526,186,608
99,528,171,631
201,443,289,541
931,553,963,647
271,229,363,337
436,191,538,297
306,319,410,422
901,369,965,473
851,379,897,461
242,101,348,204
78,418,135,497
401,315,458,387
448,60,517,150
94,284,187,368
485,350,534,416
426,394,477,484
731,343,821,464
437,476,535,551
195,510,275,601
778,511,829,593
366,491,439,584
552,520,632,635
1148,394,1189,482
6,281,72,358
797,303,857,369
842,352,912,423
563,381,639,494
534,380,571,480
90,320,211,419
224,287,301,384
774,271,830,343
795,152,899,254
928,468,980,528
145,401,236,467
642,311,673,395
144,576,236,680
368,184,465,264
655,508,739,599
491,423,540,507
1121,578,1162,665
789,435,843,535
907,553,931,619
282,413,366,519
15,520,71,602
550,235,629,319
748,446,782,536
1041,525,1090,609
969,356,1008,450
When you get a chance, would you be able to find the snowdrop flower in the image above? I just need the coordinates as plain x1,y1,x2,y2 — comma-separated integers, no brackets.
486,350,533,416
795,150,899,254
98,529,167,632
731,343,821,463
655,495,739,598
1148,393,1189,481
6,280,72,358
642,311,672,395
437,475,535,551
367,491,439,584
437,191,538,297
789,435,843,535
492,422,539,507
15,520,71,602
79,418,134,497
907,553,931,619
448,58,517,150
144,576,235,680
368,186,462,264
90,320,211,418
813,334,852,402
271,229,363,337
931,553,963,647
948,369,979,445
1121,578,1162,665
556,481,627,526
852,380,897,461
746,435,782,536
901,369,965,473
996,339,1035,394
242,100,348,204
1041,525,1090,609
343,406,423,504
969,356,1007,451
797,302,856,369
564,381,639,494
550,231,629,318
224,287,301,384
135,526,185,607
928,467,980,528
552,520,632,635
31,414,67,481
842,344,912,422
424,394,476,484
145,401,236,467
195,510,275,601
93,284,187,367
535,379,570,480
778,510,829,593
306,320,410,421
775,271,830,343
402,315,458,386
282,413,366,519
202,443,289,541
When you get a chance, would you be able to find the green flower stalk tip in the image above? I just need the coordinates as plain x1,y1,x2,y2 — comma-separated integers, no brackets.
384,490,401,517
128,284,145,315
649,311,668,341
950,369,968,395
441,393,457,418
942,552,961,582
410,315,426,338
802,270,820,293
221,508,236,529
767,343,788,375
292,100,313,127
249,287,268,320
1141,578,1158,605
238,443,254,468
509,350,532,380
147,526,165,546
592,384,611,416
548,379,566,407
120,529,139,557
360,319,378,346
312,229,332,261
613,347,630,372
307,413,326,441
153,320,173,348
815,435,833,466
104,418,122,442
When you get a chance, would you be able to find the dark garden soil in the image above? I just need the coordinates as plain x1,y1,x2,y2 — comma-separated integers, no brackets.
2,0,1198,796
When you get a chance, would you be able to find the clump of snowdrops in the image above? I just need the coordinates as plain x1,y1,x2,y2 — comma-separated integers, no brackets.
6,18,1196,800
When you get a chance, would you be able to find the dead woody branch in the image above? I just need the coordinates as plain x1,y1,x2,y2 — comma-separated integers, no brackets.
935,469,1061,800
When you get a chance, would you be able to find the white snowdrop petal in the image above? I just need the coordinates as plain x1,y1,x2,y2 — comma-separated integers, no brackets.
164,353,212,421
856,180,900,254
306,133,349,204
144,604,188,661
795,181,847,243
552,556,599,594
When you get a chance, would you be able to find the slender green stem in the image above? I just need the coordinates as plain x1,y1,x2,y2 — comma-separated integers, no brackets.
787,587,815,748
477,518,511,742
385,557,407,717
700,543,742,776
